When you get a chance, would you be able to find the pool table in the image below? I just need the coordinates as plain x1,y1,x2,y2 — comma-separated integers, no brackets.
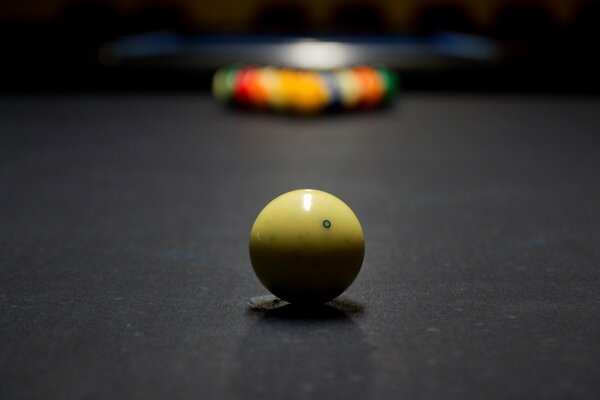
1,93,599,399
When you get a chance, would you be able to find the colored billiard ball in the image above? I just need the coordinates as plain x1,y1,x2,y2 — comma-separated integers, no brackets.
249,189,365,304
335,69,362,110
353,66,384,109
212,65,241,104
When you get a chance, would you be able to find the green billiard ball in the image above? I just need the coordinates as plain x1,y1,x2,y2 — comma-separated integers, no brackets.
249,189,365,304
212,65,241,104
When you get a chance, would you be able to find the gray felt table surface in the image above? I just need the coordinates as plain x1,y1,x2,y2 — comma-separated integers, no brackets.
1,94,599,400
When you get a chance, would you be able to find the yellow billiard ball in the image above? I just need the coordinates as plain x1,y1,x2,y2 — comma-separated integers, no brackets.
335,69,362,110
249,189,365,304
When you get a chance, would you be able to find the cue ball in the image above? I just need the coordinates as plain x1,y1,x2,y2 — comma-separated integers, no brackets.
249,189,365,304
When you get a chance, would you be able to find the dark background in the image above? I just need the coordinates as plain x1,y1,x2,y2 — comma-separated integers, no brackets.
1,0,600,92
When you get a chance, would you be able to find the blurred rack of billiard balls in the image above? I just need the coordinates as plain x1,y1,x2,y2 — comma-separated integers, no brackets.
212,65,399,115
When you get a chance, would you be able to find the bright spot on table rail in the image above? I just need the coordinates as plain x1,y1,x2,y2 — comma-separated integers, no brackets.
284,41,353,69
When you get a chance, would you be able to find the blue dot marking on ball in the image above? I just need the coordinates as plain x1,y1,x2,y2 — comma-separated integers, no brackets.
323,220,332,228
